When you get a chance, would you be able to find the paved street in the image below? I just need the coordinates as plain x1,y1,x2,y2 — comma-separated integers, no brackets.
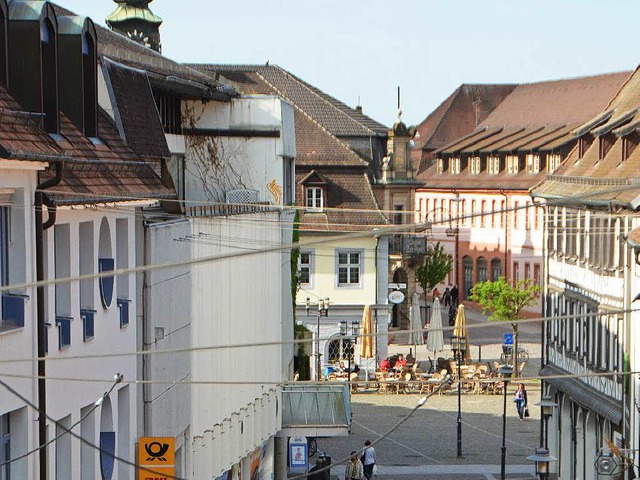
317,307,543,479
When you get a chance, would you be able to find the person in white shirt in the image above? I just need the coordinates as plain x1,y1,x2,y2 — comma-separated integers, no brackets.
345,451,364,480
362,440,376,479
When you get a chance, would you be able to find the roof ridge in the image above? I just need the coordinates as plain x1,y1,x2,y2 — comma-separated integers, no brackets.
254,70,368,167
515,70,632,88
269,64,380,136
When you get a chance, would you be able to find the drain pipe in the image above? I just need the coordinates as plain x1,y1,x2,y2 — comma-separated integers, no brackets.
35,161,64,480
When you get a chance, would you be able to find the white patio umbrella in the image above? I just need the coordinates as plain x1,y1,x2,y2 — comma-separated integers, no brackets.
426,297,445,369
409,292,423,347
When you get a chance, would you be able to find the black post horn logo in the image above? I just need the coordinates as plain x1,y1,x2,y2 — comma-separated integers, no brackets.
144,441,170,462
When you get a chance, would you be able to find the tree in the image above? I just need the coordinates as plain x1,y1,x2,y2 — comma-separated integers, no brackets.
470,276,539,377
415,241,453,301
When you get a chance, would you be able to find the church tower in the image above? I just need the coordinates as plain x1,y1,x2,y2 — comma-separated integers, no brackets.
106,0,163,52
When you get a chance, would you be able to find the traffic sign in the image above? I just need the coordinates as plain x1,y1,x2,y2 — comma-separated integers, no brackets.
138,437,175,480
388,283,407,289
503,333,514,346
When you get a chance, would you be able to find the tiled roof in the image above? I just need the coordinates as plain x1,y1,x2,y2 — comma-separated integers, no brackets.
414,84,516,153
39,112,174,205
534,68,640,208
189,64,388,137
480,72,631,128
296,169,388,231
435,127,503,154
103,58,170,159
420,168,547,192
626,226,640,248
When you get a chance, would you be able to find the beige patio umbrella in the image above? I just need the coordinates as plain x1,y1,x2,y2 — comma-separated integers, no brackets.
452,304,471,362
360,305,374,359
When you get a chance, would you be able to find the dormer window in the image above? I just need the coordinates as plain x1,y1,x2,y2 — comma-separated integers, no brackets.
449,157,460,174
41,18,59,133
525,154,539,174
506,155,519,174
306,187,324,212
547,153,561,173
82,31,97,137
469,156,481,174
488,156,500,174
622,134,639,162
436,158,444,174
598,134,614,160
578,136,593,159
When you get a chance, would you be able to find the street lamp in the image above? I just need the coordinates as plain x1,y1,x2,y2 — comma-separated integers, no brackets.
340,320,360,390
306,297,330,381
534,395,557,449
527,448,557,480
500,364,513,480
451,334,463,458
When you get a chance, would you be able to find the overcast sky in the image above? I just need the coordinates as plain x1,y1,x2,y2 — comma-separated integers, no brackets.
60,0,639,127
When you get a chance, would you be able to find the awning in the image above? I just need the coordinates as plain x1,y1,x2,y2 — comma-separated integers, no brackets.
278,383,352,437
540,364,622,425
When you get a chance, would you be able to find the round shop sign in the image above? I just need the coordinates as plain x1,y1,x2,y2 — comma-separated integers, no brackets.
388,290,405,304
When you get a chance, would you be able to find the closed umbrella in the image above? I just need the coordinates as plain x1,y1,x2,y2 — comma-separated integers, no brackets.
359,305,375,383
452,304,471,362
426,297,445,362
409,293,423,347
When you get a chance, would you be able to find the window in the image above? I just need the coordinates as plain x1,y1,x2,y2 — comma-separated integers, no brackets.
117,299,131,328
154,91,182,134
506,155,519,174
337,251,361,286
524,262,530,281
41,18,59,133
450,157,460,174
299,251,312,286
461,200,467,225
81,309,95,341
305,187,323,212
471,200,476,226
578,137,593,158
393,204,404,225
327,337,355,363
470,156,481,174
491,200,496,227
534,264,540,294
491,258,502,280
534,205,540,230
481,200,487,227
0,413,9,480
436,159,444,174
513,201,519,229
525,201,531,230
500,200,506,228
598,135,614,160
488,156,500,174
512,262,520,283
622,135,639,162
526,154,539,174
547,154,561,173
283,157,294,205
477,257,487,283
56,316,72,349
82,32,97,137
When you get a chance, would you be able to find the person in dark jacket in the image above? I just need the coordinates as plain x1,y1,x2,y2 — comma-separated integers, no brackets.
309,458,330,480
451,285,459,307
448,304,456,326
442,287,451,307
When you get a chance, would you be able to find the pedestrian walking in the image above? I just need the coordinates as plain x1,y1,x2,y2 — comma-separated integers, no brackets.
451,285,459,307
308,458,329,480
513,383,528,420
443,287,451,307
361,440,376,479
345,451,364,480
448,304,456,327
432,287,440,300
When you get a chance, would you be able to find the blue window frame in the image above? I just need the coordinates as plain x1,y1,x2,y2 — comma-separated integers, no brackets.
117,299,130,328
0,412,10,480
81,309,96,342
44,322,51,355
56,316,72,349
0,207,8,287
1,294,26,332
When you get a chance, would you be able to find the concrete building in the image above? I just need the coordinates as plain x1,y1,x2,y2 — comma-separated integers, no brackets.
0,2,173,479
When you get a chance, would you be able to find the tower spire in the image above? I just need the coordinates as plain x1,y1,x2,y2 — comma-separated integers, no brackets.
106,0,163,52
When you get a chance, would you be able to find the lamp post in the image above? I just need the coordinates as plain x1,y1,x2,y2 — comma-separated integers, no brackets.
451,334,463,458
306,297,330,381
534,395,557,449
500,364,513,480
527,448,557,480
340,320,360,390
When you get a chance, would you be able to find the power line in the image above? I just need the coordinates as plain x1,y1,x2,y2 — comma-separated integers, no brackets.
0,377,187,480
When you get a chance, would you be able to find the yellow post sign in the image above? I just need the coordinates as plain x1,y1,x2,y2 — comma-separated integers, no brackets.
138,437,175,480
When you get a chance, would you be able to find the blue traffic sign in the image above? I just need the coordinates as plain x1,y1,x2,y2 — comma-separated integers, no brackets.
503,333,514,346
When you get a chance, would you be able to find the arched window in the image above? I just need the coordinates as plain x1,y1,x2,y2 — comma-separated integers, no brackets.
491,258,502,281
477,257,488,283
41,18,58,133
462,256,473,300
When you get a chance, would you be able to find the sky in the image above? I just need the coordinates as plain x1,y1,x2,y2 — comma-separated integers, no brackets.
59,0,639,127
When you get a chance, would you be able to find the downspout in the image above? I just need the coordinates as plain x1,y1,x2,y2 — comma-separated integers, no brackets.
35,161,64,480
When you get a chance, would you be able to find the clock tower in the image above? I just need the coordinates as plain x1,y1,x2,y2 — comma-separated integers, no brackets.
106,0,163,52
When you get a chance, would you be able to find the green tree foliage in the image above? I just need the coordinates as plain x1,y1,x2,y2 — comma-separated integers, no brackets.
415,241,453,297
470,276,539,376
470,276,539,323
